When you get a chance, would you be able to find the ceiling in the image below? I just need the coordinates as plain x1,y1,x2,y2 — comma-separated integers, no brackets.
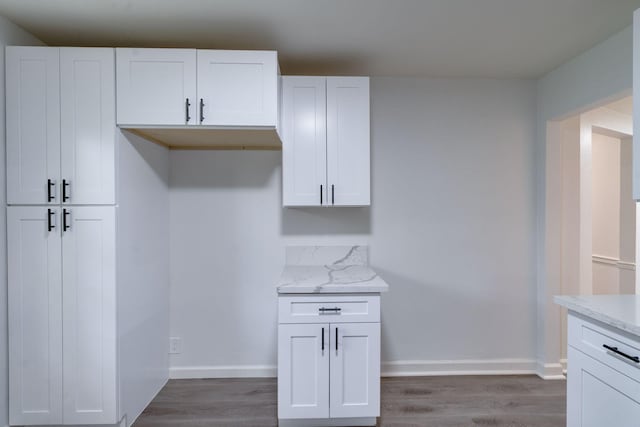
0,0,639,78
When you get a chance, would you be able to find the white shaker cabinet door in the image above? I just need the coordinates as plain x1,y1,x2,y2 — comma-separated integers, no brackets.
330,322,380,419
6,47,61,205
116,48,196,126
326,77,370,206
282,76,327,206
567,346,640,427
8,207,63,426
61,206,117,425
278,323,330,419
60,48,115,205
197,50,278,126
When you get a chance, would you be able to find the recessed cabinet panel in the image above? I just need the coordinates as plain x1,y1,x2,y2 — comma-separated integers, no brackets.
282,77,327,206
197,50,278,127
326,77,370,206
278,323,330,419
330,323,380,419
62,207,117,424
8,207,63,426
6,47,61,205
60,48,115,205
567,346,640,427
116,48,197,126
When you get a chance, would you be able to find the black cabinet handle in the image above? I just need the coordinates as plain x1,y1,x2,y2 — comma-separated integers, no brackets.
331,184,335,205
47,179,55,202
199,98,205,123
320,185,323,205
321,327,324,351
62,209,70,232
62,179,70,202
319,307,341,314
47,209,55,232
185,98,191,123
335,327,338,351
603,344,640,363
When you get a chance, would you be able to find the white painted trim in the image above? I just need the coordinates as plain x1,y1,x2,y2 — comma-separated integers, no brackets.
592,254,635,271
279,418,376,427
536,361,566,380
560,358,568,374
381,358,537,377
170,359,542,380
170,365,277,379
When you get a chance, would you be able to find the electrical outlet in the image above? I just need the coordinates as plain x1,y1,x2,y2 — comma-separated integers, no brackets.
169,337,182,354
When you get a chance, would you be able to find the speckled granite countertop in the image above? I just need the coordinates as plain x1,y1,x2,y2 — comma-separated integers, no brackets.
276,246,389,294
555,295,640,337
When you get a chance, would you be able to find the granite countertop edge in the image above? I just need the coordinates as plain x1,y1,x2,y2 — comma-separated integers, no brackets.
555,295,640,338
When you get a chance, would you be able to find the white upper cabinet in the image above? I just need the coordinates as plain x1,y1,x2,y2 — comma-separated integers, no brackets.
327,77,370,206
6,47,115,205
116,48,278,128
60,48,116,205
281,76,370,207
197,50,278,127
281,77,327,206
6,47,61,205
116,48,197,126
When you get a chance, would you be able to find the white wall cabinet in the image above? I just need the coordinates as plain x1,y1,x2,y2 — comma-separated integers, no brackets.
116,48,278,127
8,206,116,426
6,46,115,205
277,295,380,426
566,313,640,427
282,76,370,207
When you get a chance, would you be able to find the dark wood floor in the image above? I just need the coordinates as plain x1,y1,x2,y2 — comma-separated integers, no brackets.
133,375,566,427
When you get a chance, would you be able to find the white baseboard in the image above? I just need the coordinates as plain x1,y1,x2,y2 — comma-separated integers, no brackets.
381,358,537,377
170,365,277,379
536,361,566,380
170,358,540,379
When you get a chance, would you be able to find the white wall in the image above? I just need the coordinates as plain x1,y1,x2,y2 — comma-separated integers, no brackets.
169,77,538,377
0,17,43,427
536,25,633,378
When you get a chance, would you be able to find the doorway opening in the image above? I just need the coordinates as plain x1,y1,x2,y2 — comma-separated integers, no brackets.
549,95,636,370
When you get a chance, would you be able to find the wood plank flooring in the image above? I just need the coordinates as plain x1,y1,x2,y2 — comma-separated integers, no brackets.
133,375,566,427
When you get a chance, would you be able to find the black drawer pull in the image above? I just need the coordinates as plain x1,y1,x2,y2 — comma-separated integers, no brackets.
47,179,55,202
321,327,324,351
47,209,55,232
319,307,341,314
603,344,640,363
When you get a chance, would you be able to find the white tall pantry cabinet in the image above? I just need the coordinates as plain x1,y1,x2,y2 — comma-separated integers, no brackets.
6,46,170,427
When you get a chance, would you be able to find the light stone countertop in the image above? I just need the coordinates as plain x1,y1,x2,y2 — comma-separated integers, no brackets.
277,245,389,294
555,295,640,337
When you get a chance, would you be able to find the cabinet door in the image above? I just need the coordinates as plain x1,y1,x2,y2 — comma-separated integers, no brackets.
62,207,117,424
326,77,370,206
567,346,640,427
6,47,61,205
8,207,63,425
60,48,115,205
282,76,327,206
278,324,329,419
330,322,380,418
116,48,196,126
197,50,278,126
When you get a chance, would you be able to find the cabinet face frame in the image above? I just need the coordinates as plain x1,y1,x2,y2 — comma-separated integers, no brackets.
197,50,278,127
278,323,330,419
281,76,327,207
116,48,197,126
8,207,63,426
6,47,61,205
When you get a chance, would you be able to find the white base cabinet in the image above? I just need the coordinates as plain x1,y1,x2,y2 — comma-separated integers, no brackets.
566,313,640,427
278,294,381,426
